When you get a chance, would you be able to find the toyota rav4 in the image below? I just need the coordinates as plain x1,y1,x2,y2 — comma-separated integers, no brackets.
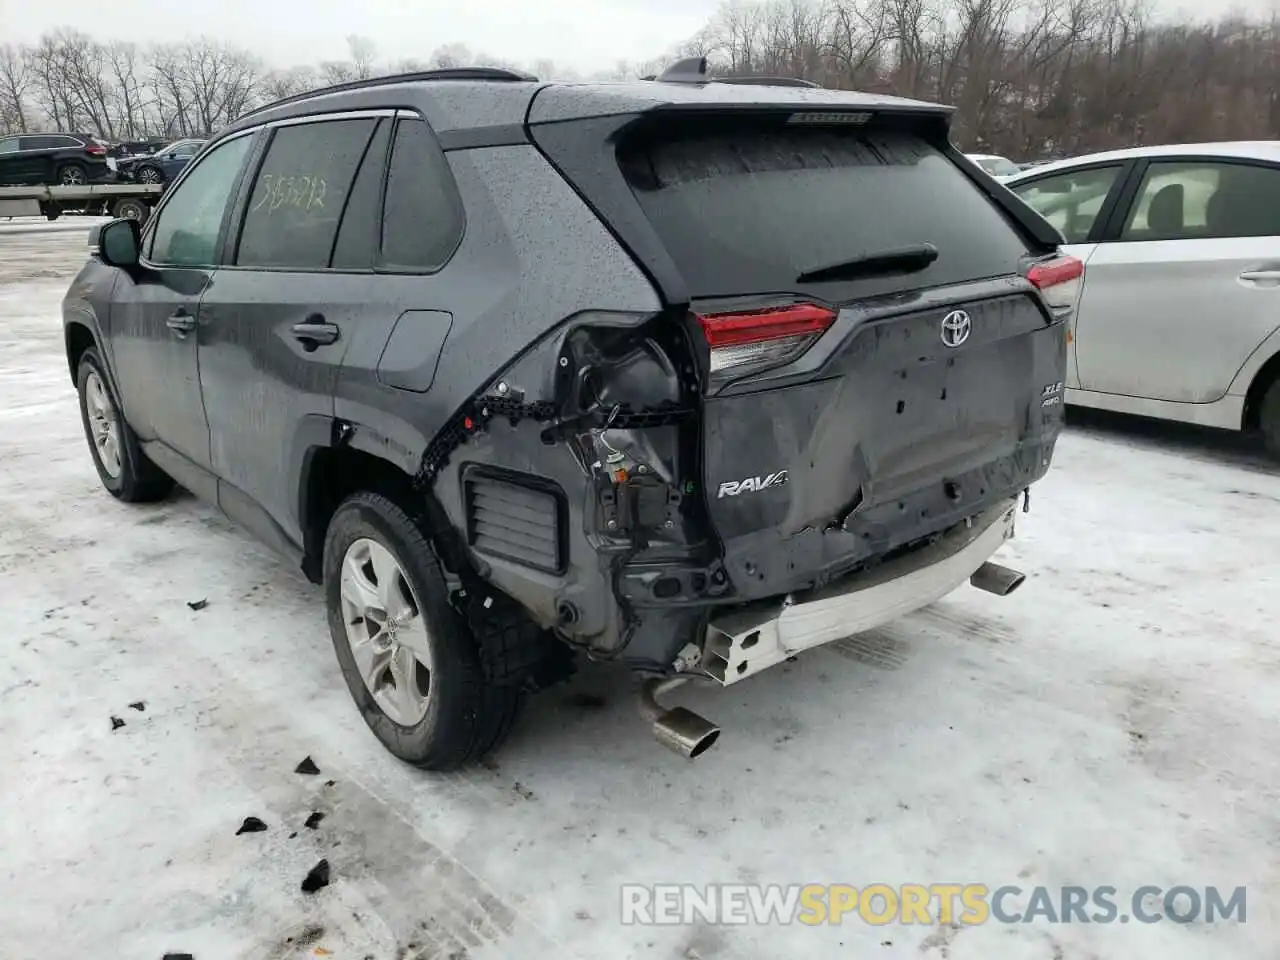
63,60,1078,769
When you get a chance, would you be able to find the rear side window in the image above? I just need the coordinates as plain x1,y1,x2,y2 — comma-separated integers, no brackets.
1119,161,1280,241
379,118,465,271
331,119,391,270
236,118,377,270
618,126,1031,300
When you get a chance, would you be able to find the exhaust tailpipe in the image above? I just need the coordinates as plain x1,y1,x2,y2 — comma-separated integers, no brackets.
638,678,721,759
970,561,1026,597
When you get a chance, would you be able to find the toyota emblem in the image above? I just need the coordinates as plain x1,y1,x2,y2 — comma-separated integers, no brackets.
940,309,972,348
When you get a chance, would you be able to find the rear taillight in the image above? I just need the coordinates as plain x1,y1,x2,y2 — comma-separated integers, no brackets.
85,144,106,156
1027,255,1084,312
696,303,836,384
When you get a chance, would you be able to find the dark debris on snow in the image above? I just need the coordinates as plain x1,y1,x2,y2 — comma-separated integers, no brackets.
235,816,268,835
301,859,330,894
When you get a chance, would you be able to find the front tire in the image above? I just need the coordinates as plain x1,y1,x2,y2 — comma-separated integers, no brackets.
75,348,173,502
322,492,526,770
136,165,163,185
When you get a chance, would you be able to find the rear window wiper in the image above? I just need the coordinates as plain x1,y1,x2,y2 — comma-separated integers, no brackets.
795,242,939,284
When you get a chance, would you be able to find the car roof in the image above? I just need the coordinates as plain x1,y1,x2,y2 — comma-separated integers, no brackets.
227,68,951,138
1006,141,1280,182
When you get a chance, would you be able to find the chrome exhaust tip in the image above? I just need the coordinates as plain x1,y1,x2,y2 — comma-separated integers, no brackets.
970,561,1026,597
638,678,721,759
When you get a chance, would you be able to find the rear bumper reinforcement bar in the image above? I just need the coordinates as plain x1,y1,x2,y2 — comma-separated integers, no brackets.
703,497,1019,684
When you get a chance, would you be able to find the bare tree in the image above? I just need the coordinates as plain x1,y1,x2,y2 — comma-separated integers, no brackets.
0,44,32,132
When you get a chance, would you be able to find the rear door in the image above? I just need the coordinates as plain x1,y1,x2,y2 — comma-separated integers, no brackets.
198,110,465,550
198,112,386,548
10,137,55,183
1074,157,1280,403
1008,161,1130,387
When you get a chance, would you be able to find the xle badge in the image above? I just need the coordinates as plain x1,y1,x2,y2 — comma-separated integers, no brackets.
717,471,789,498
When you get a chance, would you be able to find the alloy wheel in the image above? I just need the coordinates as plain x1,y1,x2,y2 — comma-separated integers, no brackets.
84,370,122,478
339,537,434,726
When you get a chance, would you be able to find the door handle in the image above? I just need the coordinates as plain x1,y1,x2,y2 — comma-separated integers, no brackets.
291,315,340,351
1238,270,1280,283
166,311,196,336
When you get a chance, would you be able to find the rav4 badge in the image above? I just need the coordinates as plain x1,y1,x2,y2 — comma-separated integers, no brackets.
717,471,789,498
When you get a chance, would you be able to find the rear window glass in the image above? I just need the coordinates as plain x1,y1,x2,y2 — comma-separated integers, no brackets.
618,127,1030,300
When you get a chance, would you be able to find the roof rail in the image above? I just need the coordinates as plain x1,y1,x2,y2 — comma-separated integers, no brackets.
239,66,537,120
713,76,821,88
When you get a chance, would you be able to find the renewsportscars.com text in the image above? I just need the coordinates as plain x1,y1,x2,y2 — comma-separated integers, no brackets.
620,883,1247,926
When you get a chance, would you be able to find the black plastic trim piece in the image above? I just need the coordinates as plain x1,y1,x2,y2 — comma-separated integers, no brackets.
437,124,530,151
460,463,569,575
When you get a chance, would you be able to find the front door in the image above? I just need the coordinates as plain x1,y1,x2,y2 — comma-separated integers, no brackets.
1073,158,1280,404
108,132,256,480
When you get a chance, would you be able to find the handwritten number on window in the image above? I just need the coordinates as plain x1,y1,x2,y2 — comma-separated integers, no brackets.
252,173,327,214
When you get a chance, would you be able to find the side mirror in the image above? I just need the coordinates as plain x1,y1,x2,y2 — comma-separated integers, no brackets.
97,218,141,268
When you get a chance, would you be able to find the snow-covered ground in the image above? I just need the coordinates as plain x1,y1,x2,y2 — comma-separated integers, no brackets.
1,231,1277,960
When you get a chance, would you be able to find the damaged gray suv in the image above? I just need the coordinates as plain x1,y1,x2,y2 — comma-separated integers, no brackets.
63,60,1079,769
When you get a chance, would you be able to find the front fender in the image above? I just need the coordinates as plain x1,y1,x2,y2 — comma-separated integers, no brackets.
62,264,122,397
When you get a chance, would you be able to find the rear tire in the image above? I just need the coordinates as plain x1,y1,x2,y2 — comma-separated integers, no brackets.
57,162,87,186
75,347,173,502
112,197,150,223
1259,377,1280,459
322,491,529,770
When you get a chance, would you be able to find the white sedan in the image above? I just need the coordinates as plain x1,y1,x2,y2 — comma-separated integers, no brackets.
1005,142,1280,456
965,153,1022,180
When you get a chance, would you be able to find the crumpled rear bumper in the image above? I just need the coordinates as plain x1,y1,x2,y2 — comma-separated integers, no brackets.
701,497,1018,683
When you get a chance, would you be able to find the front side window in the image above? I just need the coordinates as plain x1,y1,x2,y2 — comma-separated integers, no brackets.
1120,161,1280,241
0,138,17,155
1012,165,1123,244
235,118,377,270
148,134,254,267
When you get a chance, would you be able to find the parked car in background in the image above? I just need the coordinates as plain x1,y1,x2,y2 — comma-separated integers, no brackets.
108,139,170,159
109,139,207,184
63,63,1075,770
0,132,112,186
966,153,1022,180
1006,141,1280,455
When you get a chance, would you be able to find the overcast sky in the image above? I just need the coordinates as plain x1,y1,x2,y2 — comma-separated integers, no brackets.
1,0,1276,76
0,0,722,75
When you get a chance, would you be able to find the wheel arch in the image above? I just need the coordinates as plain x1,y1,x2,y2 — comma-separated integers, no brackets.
1242,349,1280,432
297,438,424,585
65,319,99,385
